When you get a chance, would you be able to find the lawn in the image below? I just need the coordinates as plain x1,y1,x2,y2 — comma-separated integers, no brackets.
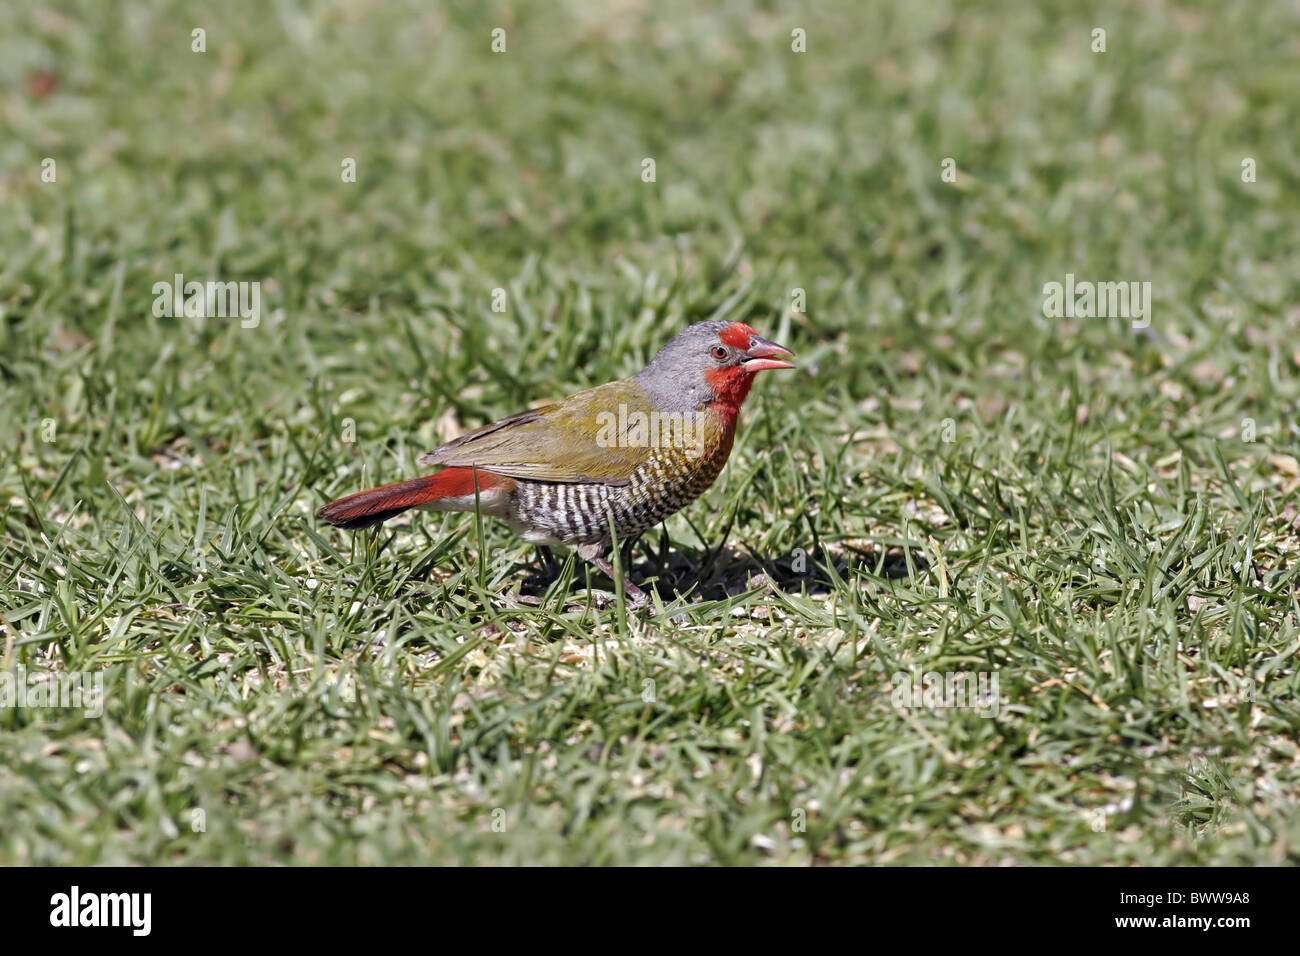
1,0,1298,865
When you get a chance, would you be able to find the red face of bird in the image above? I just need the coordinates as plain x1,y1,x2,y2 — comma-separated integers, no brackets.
707,321,796,379
634,319,795,416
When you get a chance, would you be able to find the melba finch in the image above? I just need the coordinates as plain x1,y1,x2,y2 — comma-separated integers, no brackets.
318,320,795,605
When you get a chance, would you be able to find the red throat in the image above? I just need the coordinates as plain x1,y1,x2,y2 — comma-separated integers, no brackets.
705,322,778,427
705,365,757,428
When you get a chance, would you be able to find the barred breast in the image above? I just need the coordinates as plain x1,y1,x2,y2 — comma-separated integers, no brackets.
507,427,736,546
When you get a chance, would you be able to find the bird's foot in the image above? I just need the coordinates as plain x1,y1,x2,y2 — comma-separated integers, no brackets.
534,545,561,581
585,554,649,609
622,579,649,609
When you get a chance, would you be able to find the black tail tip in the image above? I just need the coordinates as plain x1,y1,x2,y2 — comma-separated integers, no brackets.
318,504,408,531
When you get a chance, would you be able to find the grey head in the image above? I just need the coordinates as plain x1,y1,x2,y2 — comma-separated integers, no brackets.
632,319,794,413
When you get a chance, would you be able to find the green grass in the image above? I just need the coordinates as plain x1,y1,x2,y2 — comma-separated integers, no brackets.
2,0,1299,865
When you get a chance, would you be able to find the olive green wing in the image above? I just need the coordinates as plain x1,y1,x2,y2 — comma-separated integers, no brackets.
418,381,657,485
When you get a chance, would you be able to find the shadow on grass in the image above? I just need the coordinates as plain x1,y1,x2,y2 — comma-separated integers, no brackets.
516,540,930,607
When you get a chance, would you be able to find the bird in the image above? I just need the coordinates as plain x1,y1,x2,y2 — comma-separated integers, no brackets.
317,319,795,606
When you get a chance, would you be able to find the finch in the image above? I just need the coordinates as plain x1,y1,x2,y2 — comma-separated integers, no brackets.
318,320,794,605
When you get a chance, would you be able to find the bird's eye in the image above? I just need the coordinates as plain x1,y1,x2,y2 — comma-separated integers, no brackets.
711,345,729,361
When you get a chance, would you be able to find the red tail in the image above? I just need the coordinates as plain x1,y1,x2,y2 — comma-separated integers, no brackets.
317,468,507,530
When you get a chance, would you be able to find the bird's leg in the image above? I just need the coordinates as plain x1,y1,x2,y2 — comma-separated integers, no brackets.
619,535,640,580
591,555,648,607
535,545,560,581
516,545,565,606
578,542,648,608
654,526,670,580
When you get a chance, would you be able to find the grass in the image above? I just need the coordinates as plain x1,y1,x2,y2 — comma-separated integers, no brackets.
1,0,1298,865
